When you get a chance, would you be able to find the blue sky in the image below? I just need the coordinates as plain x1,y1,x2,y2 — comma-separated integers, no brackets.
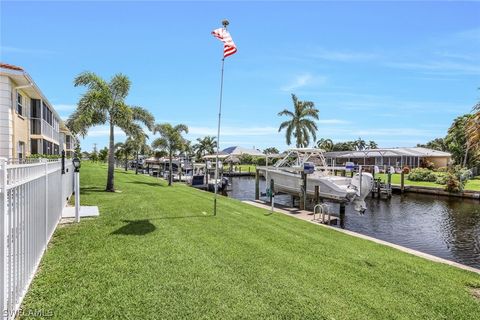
1,1,479,152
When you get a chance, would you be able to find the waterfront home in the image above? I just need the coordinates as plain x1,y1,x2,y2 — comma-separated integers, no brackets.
0,63,76,159
324,147,452,169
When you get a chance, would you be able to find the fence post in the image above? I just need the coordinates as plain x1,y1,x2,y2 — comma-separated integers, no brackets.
44,159,48,252
1,158,7,318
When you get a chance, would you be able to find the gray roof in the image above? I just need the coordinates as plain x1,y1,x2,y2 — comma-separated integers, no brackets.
325,147,451,158
221,146,264,156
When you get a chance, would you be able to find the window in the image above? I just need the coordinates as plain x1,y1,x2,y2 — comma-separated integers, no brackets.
17,92,23,115
18,141,25,159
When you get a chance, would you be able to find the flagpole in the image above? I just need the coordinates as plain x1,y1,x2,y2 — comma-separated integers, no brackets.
214,19,229,216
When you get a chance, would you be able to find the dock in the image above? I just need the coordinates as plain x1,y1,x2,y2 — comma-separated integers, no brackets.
242,200,339,225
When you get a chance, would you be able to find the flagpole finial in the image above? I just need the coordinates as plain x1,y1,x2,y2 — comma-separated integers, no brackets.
222,19,229,28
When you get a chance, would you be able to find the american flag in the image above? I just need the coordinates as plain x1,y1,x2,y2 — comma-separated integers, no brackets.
212,27,237,58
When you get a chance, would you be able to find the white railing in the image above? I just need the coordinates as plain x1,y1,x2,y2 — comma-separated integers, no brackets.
0,158,74,320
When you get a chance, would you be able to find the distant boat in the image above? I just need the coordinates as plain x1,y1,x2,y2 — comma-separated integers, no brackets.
262,148,374,211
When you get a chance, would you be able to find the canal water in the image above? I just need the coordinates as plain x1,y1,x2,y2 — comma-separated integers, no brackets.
226,176,480,269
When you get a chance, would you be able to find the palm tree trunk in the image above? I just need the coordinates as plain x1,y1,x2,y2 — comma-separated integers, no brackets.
463,142,470,167
124,152,128,171
168,151,173,186
106,121,115,192
135,151,139,175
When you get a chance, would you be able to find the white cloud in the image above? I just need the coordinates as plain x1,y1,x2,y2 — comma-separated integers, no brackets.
385,60,480,75
188,126,277,137
317,119,350,125
53,104,76,112
82,126,126,137
281,73,327,92
310,48,378,62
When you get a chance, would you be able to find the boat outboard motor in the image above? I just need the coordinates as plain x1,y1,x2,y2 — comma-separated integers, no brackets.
350,172,374,212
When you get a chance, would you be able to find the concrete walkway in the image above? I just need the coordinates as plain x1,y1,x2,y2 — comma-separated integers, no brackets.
242,200,480,275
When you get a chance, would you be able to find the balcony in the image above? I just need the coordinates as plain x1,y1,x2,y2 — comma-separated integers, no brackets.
30,118,60,142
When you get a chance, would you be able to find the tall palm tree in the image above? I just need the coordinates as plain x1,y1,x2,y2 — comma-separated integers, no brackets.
193,136,217,160
278,94,319,147
354,137,367,151
151,123,189,186
316,138,334,151
366,140,378,150
466,96,480,163
67,71,154,191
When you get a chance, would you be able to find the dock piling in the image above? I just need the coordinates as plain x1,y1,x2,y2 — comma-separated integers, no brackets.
255,169,260,200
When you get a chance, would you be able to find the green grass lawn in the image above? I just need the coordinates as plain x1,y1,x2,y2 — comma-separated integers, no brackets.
377,173,480,191
235,164,256,172
21,163,480,319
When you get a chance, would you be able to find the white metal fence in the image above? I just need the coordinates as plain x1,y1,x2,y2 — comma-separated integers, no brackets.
0,158,74,320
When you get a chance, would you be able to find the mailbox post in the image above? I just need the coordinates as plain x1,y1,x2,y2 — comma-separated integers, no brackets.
72,157,81,222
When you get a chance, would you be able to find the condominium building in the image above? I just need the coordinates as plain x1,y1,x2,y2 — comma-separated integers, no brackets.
0,63,76,159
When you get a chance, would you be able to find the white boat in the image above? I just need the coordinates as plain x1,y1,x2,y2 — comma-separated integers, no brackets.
262,148,374,212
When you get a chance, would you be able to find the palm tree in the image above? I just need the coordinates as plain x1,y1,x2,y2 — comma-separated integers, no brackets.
115,138,136,171
151,123,189,186
263,147,279,155
366,140,378,150
67,71,154,191
316,138,334,151
193,136,217,160
278,94,319,147
354,137,367,151
466,96,480,163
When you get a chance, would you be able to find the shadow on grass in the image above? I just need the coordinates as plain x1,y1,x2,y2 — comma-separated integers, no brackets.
127,181,164,187
151,215,213,220
111,219,156,236
80,186,106,195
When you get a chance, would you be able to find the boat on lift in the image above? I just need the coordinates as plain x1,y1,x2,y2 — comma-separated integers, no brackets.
262,148,374,211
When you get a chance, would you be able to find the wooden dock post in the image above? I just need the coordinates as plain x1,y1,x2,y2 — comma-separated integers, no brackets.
339,203,346,228
400,170,405,193
255,169,260,200
314,185,319,204
269,179,274,205
300,172,307,210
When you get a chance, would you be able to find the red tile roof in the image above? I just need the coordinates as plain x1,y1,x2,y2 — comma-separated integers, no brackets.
0,63,24,71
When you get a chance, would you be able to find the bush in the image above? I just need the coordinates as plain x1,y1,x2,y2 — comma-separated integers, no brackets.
435,175,448,185
436,166,448,172
423,160,435,170
408,168,435,181
444,173,463,193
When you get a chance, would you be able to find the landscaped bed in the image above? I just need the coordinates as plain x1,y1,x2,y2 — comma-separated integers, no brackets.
377,173,480,191
21,163,480,319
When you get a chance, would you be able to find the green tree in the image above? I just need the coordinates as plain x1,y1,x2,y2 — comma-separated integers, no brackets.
263,147,280,154
66,71,154,192
278,94,319,147
445,114,473,167
417,138,447,151
98,147,109,162
354,137,367,151
193,136,217,160
316,138,334,151
115,137,137,171
151,123,189,186
366,140,378,150
332,141,356,151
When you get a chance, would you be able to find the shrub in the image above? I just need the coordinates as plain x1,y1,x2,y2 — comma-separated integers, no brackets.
436,166,448,172
423,160,435,170
444,173,463,193
408,168,434,181
435,175,448,185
